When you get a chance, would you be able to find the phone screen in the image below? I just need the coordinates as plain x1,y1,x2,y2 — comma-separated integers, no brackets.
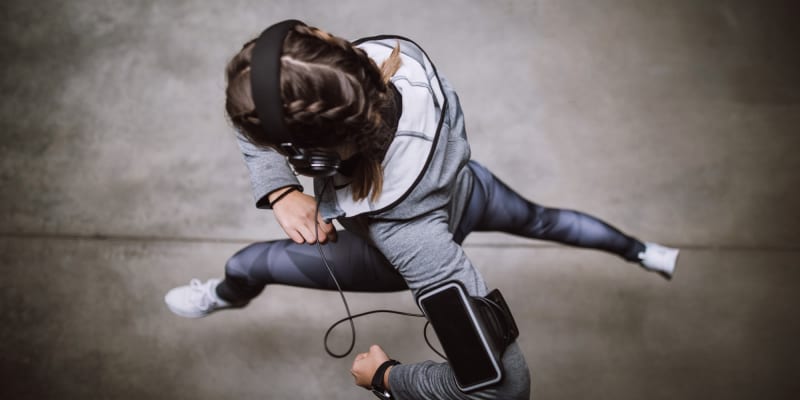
420,285,500,390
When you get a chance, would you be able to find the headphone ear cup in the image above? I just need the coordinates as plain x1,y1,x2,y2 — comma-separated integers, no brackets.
289,149,341,177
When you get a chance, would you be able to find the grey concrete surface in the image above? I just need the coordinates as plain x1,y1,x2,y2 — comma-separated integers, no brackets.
1,0,798,399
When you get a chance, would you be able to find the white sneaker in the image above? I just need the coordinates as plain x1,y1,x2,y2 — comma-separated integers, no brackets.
638,243,679,280
164,278,246,318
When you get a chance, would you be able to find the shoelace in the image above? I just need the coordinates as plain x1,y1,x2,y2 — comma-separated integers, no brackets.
188,279,217,311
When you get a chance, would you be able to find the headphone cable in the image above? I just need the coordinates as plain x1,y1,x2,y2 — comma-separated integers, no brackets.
313,179,446,360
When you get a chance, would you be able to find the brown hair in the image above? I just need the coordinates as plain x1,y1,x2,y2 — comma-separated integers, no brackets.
225,24,403,202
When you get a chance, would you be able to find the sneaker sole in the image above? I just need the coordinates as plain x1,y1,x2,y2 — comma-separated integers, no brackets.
164,295,249,319
164,297,212,319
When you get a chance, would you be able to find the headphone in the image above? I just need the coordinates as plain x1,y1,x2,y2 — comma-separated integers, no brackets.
250,19,342,178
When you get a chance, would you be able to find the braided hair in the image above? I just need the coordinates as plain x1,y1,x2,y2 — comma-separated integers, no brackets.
225,23,403,202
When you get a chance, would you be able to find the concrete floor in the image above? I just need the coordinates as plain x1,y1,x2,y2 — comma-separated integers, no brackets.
1,0,798,399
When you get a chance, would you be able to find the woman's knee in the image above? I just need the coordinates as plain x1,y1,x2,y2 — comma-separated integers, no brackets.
225,242,270,279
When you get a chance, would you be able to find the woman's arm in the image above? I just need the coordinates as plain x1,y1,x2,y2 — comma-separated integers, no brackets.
236,135,335,243
365,213,530,399
236,134,301,209
367,211,486,299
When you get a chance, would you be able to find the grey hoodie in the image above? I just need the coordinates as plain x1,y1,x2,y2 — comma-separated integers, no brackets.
237,37,530,399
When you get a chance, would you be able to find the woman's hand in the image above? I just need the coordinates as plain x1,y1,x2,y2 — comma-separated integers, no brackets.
269,187,337,244
351,345,392,390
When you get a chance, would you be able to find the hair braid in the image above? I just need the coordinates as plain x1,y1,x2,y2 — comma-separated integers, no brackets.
295,25,387,92
225,22,403,201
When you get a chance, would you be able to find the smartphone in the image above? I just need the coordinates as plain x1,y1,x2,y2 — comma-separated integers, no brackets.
417,281,503,392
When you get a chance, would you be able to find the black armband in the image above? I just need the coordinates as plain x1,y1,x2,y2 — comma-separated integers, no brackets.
417,281,519,392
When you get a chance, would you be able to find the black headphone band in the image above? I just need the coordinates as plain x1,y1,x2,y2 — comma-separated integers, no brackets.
250,19,303,146
250,20,341,178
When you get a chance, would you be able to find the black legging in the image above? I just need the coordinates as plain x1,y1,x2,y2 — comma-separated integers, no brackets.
216,161,644,302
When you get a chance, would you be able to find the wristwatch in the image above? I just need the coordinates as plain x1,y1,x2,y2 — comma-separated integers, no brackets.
371,359,400,399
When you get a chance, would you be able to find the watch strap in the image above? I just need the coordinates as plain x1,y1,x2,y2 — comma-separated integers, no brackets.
371,359,400,398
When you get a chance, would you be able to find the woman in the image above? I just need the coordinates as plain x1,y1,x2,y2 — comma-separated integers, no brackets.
165,20,678,399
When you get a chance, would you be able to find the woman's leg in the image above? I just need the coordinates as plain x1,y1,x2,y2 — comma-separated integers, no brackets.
455,161,645,261
216,230,408,303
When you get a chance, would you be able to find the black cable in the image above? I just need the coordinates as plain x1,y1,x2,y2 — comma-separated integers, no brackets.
313,179,446,360
313,179,357,358
423,320,447,360
323,309,447,360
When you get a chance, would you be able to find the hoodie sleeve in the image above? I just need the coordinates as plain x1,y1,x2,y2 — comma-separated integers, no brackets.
367,212,530,399
235,134,302,209
388,342,530,400
367,209,487,299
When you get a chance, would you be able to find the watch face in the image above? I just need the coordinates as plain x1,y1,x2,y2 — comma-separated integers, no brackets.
371,389,391,399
